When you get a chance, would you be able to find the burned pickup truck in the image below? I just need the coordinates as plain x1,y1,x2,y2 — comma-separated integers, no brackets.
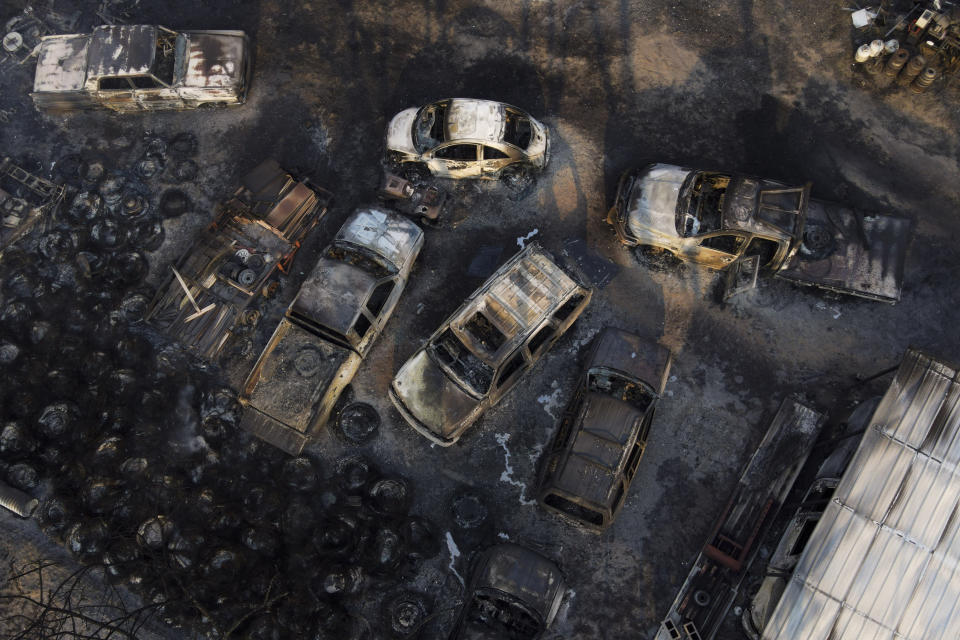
607,164,911,302
240,207,423,455
1,157,65,258
146,160,331,361
31,25,250,112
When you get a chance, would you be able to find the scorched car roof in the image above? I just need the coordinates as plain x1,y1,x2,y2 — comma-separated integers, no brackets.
475,544,564,621
87,25,157,78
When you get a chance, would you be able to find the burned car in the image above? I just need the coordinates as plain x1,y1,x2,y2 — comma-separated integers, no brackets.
449,543,565,640
240,206,424,454
385,98,549,186
31,25,251,112
146,159,331,361
0,157,65,258
606,163,911,302
537,328,671,532
391,243,591,446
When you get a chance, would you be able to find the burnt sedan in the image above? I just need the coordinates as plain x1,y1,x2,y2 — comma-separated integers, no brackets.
240,206,423,454
385,98,549,186
449,543,565,640
537,328,672,532
390,243,591,446
31,24,251,112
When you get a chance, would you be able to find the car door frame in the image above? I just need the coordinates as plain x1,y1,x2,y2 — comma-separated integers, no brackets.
425,142,482,178
480,143,518,177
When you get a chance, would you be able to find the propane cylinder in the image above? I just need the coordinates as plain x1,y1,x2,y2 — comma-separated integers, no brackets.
912,66,938,93
869,39,885,56
855,44,872,63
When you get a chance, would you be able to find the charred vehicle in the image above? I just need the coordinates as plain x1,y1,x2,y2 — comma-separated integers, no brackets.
747,349,960,640
385,98,549,186
0,157,65,258
655,398,824,640
537,328,672,532
146,159,331,361
391,243,591,446
240,207,424,455
449,543,565,640
606,163,911,302
31,25,251,112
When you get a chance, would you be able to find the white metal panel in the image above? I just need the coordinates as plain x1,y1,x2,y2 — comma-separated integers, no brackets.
875,351,954,448
791,501,876,596
832,607,895,640
762,580,841,640
845,525,929,628
898,539,960,640
833,428,915,524
928,386,960,468
885,454,960,548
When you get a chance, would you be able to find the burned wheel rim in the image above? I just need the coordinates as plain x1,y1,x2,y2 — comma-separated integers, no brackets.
383,591,428,637
451,491,487,529
337,403,380,444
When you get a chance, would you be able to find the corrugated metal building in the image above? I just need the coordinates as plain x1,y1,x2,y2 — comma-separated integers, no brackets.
763,348,960,640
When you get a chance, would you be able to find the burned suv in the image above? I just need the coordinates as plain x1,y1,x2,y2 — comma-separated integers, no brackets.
385,98,549,185
450,544,565,640
146,159,331,360
240,207,424,454
537,328,671,532
391,243,591,446
31,25,251,112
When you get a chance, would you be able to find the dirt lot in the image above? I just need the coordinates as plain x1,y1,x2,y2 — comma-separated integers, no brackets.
2,1,960,638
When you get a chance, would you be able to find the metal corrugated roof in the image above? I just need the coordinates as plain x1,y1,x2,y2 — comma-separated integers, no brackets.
762,348,960,640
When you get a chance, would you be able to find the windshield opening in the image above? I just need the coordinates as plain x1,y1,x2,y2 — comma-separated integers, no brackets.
413,103,447,152
326,244,392,279
588,369,653,412
153,30,178,86
288,312,352,350
677,172,730,237
429,329,492,396
463,311,506,354
464,591,543,639
503,111,532,149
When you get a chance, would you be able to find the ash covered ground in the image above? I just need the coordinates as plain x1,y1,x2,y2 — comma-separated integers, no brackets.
2,0,960,638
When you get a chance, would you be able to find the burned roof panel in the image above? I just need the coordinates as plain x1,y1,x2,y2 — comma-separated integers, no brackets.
33,35,90,92
477,544,564,621
586,327,672,394
444,99,506,143
87,25,156,78
762,349,960,640
291,256,379,342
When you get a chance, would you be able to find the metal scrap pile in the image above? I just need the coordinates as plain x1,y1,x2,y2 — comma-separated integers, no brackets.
851,1,960,92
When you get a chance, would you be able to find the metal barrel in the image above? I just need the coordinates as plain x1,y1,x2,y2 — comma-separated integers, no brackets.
913,67,938,93
884,48,910,77
0,480,38,517
898,55,926,86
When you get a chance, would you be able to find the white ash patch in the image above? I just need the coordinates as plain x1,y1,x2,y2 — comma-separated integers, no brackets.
494,432,537,506
537,380,563,419
445,531,465,586
516,228,539,249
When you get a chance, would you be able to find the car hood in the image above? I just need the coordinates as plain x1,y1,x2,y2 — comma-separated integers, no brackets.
392,349,479,441
626,163,691,241
386,107,419,155
183,32,247,88
477,544,565,622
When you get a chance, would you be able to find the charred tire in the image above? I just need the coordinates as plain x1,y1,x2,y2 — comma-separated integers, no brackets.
634,245,682,272
500,164,533,191
337,403,380,444
401,163,431,184
799,220,836,262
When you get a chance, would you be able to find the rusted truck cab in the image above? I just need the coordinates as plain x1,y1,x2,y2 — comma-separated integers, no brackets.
537,328,672,532
31,25,251,112
607,163,911,302
240,207,424,455
390,243,591,446
146,160,330,360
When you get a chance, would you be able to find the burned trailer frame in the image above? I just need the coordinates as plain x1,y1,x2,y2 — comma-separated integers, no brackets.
0,157,65,259
145,160,331,361
536,327,672,533
655,398,824,640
